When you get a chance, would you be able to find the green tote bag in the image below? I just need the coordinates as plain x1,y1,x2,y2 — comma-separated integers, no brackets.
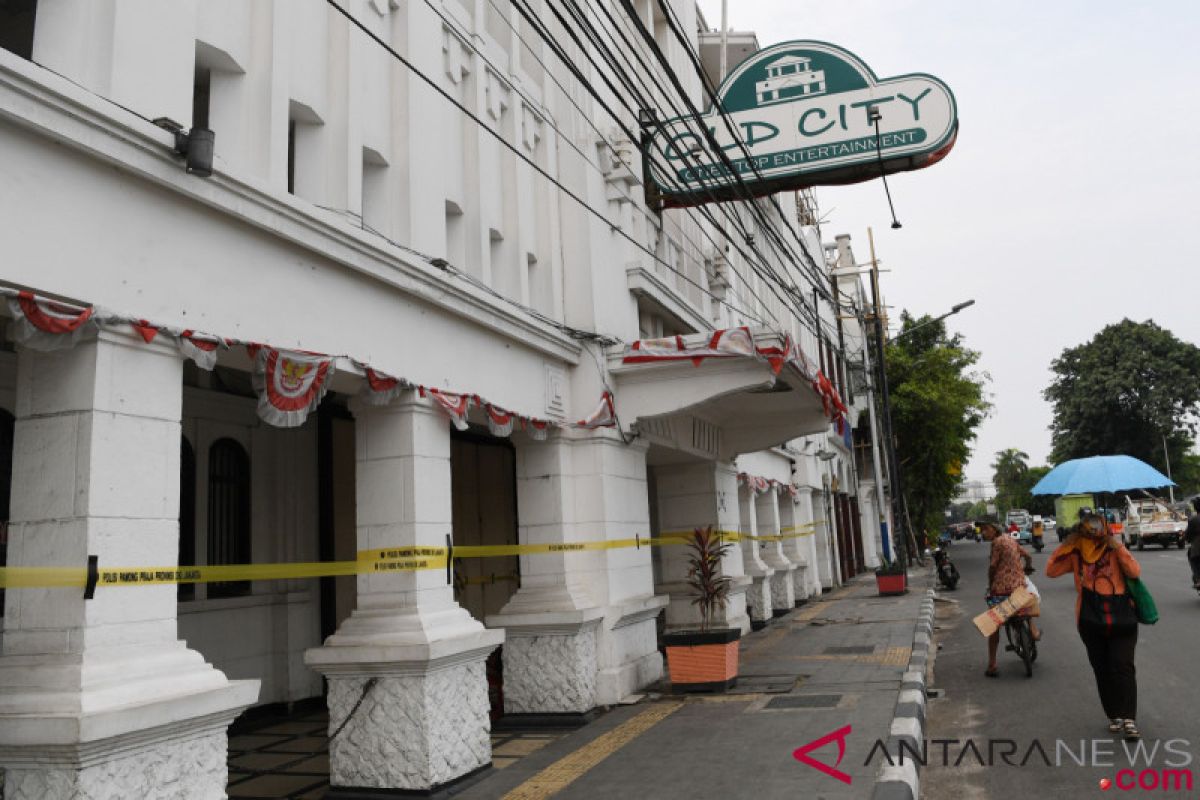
1126,577,1159,625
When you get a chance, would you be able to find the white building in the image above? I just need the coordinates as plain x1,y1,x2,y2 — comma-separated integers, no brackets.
0,1,887,796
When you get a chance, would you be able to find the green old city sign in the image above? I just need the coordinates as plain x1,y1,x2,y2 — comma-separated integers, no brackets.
648,41,958,208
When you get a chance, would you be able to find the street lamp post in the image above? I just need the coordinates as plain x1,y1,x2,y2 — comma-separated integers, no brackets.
886,299,975,344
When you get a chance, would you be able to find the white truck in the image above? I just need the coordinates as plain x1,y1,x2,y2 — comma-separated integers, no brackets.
1123,496,1186,550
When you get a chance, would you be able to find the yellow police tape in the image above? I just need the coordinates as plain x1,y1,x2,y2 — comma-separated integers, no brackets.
0,521,825,590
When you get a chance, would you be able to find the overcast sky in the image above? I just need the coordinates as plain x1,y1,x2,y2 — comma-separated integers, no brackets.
696,0,1200,483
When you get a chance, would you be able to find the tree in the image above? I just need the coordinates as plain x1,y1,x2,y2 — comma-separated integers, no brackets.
991,448,1029,515
886,312,990,542
1045,320,1200,473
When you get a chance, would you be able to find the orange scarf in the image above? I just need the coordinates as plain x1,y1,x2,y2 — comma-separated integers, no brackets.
1066,528,1109,564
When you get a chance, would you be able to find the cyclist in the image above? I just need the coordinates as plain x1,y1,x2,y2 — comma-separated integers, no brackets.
979,516,1029,677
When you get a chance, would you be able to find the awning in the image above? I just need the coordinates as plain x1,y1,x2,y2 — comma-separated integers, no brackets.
608,328,838,460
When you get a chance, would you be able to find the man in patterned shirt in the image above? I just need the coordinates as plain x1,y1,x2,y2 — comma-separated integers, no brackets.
979,516,1032,677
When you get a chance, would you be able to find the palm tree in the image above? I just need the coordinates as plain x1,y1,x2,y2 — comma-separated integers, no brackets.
992,448,1030,515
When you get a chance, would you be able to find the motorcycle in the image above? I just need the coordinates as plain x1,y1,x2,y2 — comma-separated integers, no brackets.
933,547,960,591
1031,522,1045,553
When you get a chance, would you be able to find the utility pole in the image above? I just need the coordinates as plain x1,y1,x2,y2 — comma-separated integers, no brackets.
1163,433,1175,504
868,228,907,567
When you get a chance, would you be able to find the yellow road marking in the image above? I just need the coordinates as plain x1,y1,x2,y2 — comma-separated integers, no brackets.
501,702,682,800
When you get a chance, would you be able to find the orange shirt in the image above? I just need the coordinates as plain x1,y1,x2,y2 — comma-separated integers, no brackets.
1046,536,1141,621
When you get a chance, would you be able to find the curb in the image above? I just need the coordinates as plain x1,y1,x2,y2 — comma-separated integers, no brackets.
871,580,936,800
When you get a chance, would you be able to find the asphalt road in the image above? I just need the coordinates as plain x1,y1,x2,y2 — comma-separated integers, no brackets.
924,535,1200,799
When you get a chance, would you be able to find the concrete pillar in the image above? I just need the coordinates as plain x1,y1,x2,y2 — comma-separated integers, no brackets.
654,461,750,635
858,486,882,569
737,484,774,628
305,396,503,794
755,488,795,614
487,432,605,717
798,488,823,596
0,331,257,799
778,491,810,602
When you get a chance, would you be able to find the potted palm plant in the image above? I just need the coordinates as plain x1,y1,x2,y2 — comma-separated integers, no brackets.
875,557,907,595
663,526,741,692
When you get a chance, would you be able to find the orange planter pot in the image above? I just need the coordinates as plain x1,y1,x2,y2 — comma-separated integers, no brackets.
876,571,907,596
664,629,741,692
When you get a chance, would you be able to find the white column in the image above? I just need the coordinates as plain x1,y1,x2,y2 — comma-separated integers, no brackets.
755,488,796,613
737,484,774,627
0,331,257,799
305,397,502,793
487,432,604,716
858,486,882,569
778,491,810,602
654,461,750,634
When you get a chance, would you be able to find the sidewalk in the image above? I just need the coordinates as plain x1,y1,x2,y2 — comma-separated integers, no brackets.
459,569,934,800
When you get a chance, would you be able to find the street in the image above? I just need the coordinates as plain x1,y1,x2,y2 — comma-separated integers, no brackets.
926,537,1200,799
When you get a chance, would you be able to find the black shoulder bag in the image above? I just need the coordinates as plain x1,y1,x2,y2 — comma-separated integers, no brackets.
1076,552,1137,637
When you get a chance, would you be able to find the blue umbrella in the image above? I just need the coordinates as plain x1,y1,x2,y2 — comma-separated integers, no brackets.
1030,455,1176,496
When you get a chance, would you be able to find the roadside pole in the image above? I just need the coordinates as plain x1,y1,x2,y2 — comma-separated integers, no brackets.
868,228,908,568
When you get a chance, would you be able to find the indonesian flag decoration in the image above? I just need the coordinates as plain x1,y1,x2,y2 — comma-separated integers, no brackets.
521,416,551,441
252,347,335,428
7,291,95,351
483,403,516,438
787,483,800,501
177,330,224,371
753,476,772,495
360,367,408,406
756,334,793,375
130,319,160,344
576,391,616,429
623,326,755,366
421,387,472,431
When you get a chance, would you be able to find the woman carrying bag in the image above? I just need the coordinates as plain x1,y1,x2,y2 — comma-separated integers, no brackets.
1046,509,1145,739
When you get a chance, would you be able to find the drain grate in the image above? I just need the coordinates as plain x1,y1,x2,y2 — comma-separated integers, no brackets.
823,645,875,655
728,675,799,695
766,694,843,709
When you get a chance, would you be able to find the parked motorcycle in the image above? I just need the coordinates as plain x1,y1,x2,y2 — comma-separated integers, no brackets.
933,547,960,590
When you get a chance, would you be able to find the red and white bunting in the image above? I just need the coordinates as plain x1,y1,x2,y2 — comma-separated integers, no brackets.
421,387,472,431
360,367,408,406
484,403,516,437
178,330,224,371
575,391,616,429
6,291,96,351
521,416,551,441
130,319,160,344
622,326,755,366
252,347,334,428
787,484,800,501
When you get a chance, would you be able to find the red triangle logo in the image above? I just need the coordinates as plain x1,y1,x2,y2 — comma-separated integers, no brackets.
792,724,853,785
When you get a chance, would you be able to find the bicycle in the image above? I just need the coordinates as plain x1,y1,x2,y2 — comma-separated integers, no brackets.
1003,611,1037,677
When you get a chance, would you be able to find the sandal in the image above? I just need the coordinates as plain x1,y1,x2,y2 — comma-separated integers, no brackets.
1108,718,1123,733
984,666,999,678
1123,720,1141,740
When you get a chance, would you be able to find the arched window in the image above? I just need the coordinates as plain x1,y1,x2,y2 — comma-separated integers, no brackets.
207,438,250,598
178,436,196,601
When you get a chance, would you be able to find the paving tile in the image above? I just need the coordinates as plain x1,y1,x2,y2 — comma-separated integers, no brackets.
281,754,330,774
262,736,329,754
228,734,290,751
230,752,306,772
492,737,552,757
227,773,327,798
492,756,519,770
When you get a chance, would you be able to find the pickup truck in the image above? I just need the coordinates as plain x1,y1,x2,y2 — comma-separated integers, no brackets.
1123,497,1186,550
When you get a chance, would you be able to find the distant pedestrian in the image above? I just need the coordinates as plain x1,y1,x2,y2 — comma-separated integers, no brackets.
1046,509,1143,739
1186,498,1200,588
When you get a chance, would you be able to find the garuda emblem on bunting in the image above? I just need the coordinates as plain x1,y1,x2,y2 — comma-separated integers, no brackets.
252,347,334,427
7,291,96,351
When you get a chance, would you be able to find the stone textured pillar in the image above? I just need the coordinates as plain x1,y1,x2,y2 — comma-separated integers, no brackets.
654,461,750,634
305,397,502,794
778,491,810,602
737,484,774,627
799,488,827,594
755,488,796,614
0,331,258,799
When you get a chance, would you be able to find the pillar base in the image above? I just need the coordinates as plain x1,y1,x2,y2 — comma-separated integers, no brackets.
306,629,503,792
791,564,811,602
595,595,668,705
323,761,492,799
746,574,773,625
766,566,797,611
485,610,603,715
0,680,257,800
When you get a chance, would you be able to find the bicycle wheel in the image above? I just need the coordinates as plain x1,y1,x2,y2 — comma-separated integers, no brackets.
1017,620,1034,677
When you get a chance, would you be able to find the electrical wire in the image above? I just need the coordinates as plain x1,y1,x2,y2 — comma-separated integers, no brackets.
324,0,775,331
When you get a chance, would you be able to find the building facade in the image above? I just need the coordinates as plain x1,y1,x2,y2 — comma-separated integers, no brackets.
0,0,888,795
